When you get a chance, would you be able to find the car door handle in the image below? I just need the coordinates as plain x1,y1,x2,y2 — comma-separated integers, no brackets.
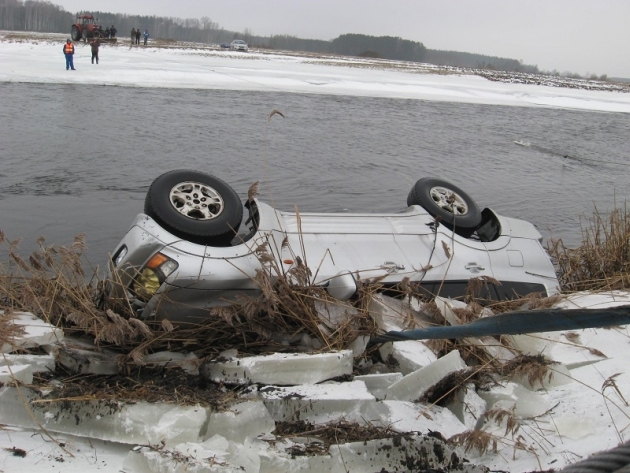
465,262,485,273
381,261,405,273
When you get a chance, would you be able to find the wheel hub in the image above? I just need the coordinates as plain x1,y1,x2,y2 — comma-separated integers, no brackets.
429,186,469,216
169,181,224,220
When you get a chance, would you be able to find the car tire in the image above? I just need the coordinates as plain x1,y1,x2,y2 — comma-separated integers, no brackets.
144,170,243,246
71,26,81,42
407,177,481,237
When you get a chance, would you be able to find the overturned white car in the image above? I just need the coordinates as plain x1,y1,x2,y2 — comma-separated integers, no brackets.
108,170,559,323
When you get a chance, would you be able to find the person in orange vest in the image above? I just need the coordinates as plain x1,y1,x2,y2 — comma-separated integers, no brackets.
63,39,75,70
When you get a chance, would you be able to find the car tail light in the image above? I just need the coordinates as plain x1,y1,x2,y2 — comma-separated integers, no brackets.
132,252,179,301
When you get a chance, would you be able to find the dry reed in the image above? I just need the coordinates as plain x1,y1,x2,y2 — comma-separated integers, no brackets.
547,203,630,292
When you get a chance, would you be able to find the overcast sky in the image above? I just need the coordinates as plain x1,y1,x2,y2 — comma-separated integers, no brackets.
51,0,630,78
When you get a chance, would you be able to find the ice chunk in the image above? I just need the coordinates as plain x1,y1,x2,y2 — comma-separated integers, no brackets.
0,311,63,353
435,298,516,362
0,364,33,384
0,387,207,446
354,373,403,400
260,380,375,423
56,342,119,375
314,299,358,331
369,293,433,332
448,383,487,429
125,435,262,473
123,444,243,473
553,413,597,440
435,296,469,326
478,381,550,418
385,350,467,401
200,350,353,385
329,434,486,473
348,335,369,357
377,400,468,438
379,339,437,374
0,353,55,373
511,363,573,390
144,351,200,375
203,401,275,443
258,443,333,473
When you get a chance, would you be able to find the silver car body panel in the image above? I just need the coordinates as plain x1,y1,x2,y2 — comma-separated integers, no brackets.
110,201,559,322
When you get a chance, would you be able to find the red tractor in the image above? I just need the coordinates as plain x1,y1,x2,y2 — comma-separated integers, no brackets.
71,14,117,42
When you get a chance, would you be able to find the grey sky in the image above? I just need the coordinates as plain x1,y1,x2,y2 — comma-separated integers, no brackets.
52,0,630,78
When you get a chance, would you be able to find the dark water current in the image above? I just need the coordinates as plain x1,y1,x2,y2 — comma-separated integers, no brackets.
1,82,629,265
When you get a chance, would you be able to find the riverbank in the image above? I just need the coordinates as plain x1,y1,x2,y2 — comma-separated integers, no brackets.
2,30,630,113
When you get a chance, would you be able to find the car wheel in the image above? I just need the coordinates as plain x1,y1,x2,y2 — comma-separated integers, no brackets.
407,177,481,237
71,26,81,41
144,170,243,246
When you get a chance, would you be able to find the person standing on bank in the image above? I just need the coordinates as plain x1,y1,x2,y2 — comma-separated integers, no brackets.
110,25,117,38
135,28,141,45
63,39,75,70
143,29,149,46
131,28,136,45
90,38,100,64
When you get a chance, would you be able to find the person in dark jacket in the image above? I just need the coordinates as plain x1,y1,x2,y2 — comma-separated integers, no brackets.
135,28,141,45
143,29,149,46
90,38,100,64
110,25,117,38
63,39,75,70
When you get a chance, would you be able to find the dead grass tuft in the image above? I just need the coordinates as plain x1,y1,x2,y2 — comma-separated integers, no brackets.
499,354,556,387
547,203,630,292
272,419,402,455
0,309,25,350
449,429,498,455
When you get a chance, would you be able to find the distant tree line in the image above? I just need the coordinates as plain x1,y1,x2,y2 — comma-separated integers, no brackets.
2,0,600,78
0,0,72,32
424,49,540,74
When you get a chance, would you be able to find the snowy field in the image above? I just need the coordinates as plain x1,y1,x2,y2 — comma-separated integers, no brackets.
1,31,630,113
2,30,630,473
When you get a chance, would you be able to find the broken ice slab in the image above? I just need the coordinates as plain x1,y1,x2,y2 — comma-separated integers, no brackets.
0,353,55,373
0,311,63,353
0,387,207,447
434,297,517,362
123,442,245,473
328,434,487,473
259,431,485,473
448,383,487,429
507,292,630,367
354,373,403,400
0,364,33,384
260,380,376,423
507,332,607,369
258,440,334,473
144,351,200,375
375,400,468,438
314,299,359,331
369,293,434,333
541,356,630,442
385,349,468,401
200,350,353,385
203,401,275,443
478,381,550,419
510,362,573,390
56,338,120,375
378,339,437,375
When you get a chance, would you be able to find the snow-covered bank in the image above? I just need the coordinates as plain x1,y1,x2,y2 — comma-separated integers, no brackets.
2,31,630,113
1,292,630,472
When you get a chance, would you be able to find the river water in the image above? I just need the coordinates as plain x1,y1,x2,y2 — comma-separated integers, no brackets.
1,82,629,265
